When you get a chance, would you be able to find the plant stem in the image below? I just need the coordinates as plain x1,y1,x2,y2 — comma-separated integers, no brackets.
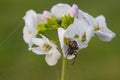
61,57,67,80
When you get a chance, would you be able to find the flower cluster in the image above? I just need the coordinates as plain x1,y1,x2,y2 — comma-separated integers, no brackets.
23,3,116,66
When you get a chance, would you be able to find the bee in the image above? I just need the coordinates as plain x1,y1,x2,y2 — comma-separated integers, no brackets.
66,41,79,59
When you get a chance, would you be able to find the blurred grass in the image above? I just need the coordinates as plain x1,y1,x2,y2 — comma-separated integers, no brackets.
0,0,120,80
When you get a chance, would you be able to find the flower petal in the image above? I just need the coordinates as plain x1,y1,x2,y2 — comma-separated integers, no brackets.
51,3,71,18
95,15,105,26
31,47,46,55
45,48,61,66
77,10,84,19
58,28,66,48
31,37,44,46
23,26,30,44
70,4,79,17
96,30,116,41
23,26,37,50
23,10,37,32
40,34,57,48
95,15,116,41
43,11,52,19
37,14,45,23
83,12,95,26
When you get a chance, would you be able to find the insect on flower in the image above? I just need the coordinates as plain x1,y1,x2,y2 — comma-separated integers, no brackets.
66,41,79,58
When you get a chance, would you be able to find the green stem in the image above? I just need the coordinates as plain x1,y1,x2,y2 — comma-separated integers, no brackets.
61,57,67,80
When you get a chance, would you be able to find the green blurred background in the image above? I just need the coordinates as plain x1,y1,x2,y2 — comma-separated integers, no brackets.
0,0,120,80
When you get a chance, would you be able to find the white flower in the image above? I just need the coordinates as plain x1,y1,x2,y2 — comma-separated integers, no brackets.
23,10,38,49
31,34,61,66
58,19,94,59
94,15,116,41
23,10,45,50
51,3,79,18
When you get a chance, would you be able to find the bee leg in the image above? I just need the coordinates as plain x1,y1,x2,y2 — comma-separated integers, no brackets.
65,48,70,59
72,51,77,65
74,51,77,58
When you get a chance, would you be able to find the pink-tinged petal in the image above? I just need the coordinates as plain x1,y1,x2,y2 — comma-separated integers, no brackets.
43,11,51,19
70,4,79,17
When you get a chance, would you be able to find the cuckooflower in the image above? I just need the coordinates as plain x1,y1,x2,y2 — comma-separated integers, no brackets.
94,15,116,41
31,34,61,66
58,19,94,59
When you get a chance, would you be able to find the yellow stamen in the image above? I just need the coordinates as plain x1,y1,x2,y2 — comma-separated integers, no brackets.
81,32,86,42
42,43,52,51
28,31,32,35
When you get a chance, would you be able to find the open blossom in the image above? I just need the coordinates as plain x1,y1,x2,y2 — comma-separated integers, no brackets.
31,34,61,66
58,19,94,59
23,10,61,66
65,19,94,49
94,15,116,41
23,10,48,50
23,10,38,49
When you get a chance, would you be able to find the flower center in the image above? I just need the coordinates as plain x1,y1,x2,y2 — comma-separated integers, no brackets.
28,31,32,35
61,14,74,29
81,32,86,42
42,43,52,51
94,23,100,31
64,37,71,45
74,34,79,38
